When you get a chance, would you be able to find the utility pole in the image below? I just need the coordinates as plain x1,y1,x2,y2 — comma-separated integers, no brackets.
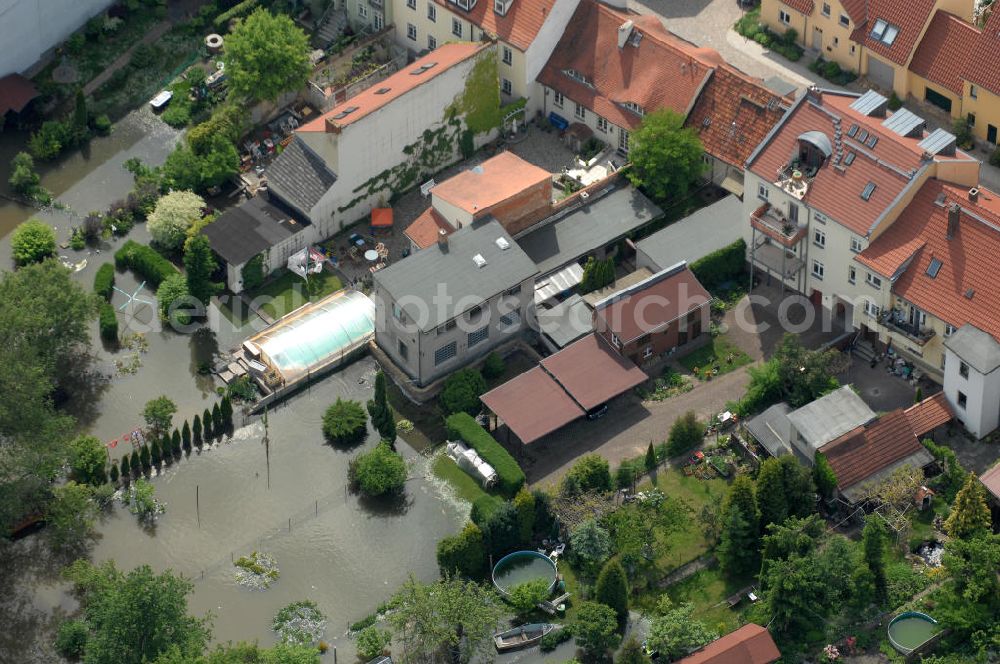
263,406,271,491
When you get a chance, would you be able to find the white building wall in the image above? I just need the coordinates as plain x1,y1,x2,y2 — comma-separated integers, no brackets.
429,195,472,229
943,347,1000,438
0,0,113,76
522,0,580,107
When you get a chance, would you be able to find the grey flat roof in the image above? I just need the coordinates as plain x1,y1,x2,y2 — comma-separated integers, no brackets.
516,185,662,276
944,324,1000,374
373,218,538,332
635,195,743,271
786,385,875,455
764,76,799,98
537,294,594,348
744,402,793,458
266,138,337,218
203,195,308,265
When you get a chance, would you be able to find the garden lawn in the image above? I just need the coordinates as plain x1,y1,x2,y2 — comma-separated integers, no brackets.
908,496,946,551
680,335,752,379
657,566,753,634
386,379,446,448
640,469,728,569
431,455,489,505
255,269,344,320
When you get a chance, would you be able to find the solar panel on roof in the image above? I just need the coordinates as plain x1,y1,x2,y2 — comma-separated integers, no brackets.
917,128,957,155
850,90,888,116
844,152,856,165
861,182,876,200
926,258,943,278
847,124,859,137
882,108,926,136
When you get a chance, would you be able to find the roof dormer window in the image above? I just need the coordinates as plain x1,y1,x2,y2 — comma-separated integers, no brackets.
494,0,512,16
450,0,477,11
623,101,644,116
564,68,589,84
870,19,899,46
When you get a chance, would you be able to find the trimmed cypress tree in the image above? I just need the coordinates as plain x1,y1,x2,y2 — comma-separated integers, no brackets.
139,444,151,471
130,450,141,476
594,559,629,621
645,441,657,471
192,414,203,446
212,402,223,435
203,408,214,439
119,455,130,481
221,396,233,427
150,439,162,467
171,429,182,454
109,460,120,485
169,432,181,456
182,420,191,449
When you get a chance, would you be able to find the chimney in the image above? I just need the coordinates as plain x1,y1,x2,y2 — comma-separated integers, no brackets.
617,20,634,49
437,228,449,250
968,187,980,203
947,203,960,239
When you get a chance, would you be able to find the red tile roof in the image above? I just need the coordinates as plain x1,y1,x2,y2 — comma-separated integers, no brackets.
677,624,781,664
963,7,1000,96
540,333,648,411
433,0,557,51
980,463,1000,502
404,207,454,249
909,11,980,96
537,1,715,131
480,366,585,444
593,263,711,344
779,0,815,15
819,409,928,491
686,64,789,168
0,74,39,115
850,0,937,66
431,151,551,215
904,391,954,438
299,42,487,132
857,180,1000,340
841,0,868,25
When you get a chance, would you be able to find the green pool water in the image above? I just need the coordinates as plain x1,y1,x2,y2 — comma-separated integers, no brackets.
492,552,557,595
888,613,939,653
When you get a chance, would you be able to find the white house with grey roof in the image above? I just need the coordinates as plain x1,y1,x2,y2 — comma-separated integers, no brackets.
943,324,1000,438
372,218,538,386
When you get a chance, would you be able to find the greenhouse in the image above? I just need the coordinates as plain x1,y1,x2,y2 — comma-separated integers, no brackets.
249,289,375,386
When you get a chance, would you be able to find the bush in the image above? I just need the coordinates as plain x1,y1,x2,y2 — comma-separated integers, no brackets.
666,411,704,456
55,619,89,659
823,60,842,80
446,413,524,497
114,240,177,286
156,274,191,326
436,521,485,578
99,301,119,343
539,625,573,652
562,454,612,495
349,442,407,496
569,518,612,568
8,151,40,196
690,239,746,290
93,263,115,300
147,191,207,252
594,559,629,620
470,494,503,525
28,120,73,160
355,625,392,660
11,219,56,265
508,578,551,615
214,0,261,29
439,368,487,416
161,100,192,128
93,114,112,136
322,398,368,446
482,352,505,379
481,501,521,556
990,147,1000,168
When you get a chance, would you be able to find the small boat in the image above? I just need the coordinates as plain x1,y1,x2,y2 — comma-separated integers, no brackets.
494,623,559,652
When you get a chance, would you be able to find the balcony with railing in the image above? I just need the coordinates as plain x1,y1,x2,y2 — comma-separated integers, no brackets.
750,203,807,248
879,308,936,346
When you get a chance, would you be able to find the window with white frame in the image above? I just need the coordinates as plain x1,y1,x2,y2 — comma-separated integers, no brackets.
814,211,828,224
358,3,368,17
596,116,608,133
624,101,644,116
758,183,769,200
813,228,825,247
575,103,586,120
840,14,850,27
427,2,436,20
374,11,383,29
945,323,956,336
611,333,622,348
812,260,825,279
864,300,880,317
468,326,489,347
553,90,564,107
822,2,830,16
452,18,462,37
501,78,512,95
406,23,417,40
866,272,882,289
848,266,856,283
502,46,512,65
779,10,791,24
850,236,863,253
428,34,437,49
434,341,457,366
407,0,415,8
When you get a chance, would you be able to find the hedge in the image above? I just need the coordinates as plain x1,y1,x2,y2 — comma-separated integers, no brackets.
689,238,746,290
214,0,260,28
99,301,119,343
114,240,177,287
446,413,525,497
470,494,504,525
93,263,115,301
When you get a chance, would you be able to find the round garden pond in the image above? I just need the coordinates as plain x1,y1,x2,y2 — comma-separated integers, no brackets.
887,611,939,655
491,551,558,596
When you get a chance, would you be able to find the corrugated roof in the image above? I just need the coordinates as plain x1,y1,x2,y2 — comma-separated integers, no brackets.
881,108,925,137
786,385,876,454
909,11,980,96
266,138,337,218
850,0,937,66
480,366,585,444
917,128,956,155
963,8,1000,96
431,152,551,216
903,392,954,438
677,624,781,664
540,333,647,411
850,90,888,116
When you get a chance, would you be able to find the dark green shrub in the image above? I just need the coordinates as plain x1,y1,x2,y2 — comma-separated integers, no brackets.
242,253,265,291
481,501,521,556
823,60,842,80
667,411,704,456
446,413,524,497
482,352,505,380
11,219,56,265
562,454,612,495
436,521,485,577
150,439,162,467
171,429,181,454
94,263,115,300
439,368,487,416
93,114,112,136
322,398,368,446
203,408,214,439
214,0,261,28
689,239,746,290
470,494,504,525
181,421,191,449
109,461,120,485
887,92,903,111
114,240,176,286
595,559,629,620
99,301,118,343
130,450,140,476
539,625,573,652
28,120,73,160
139,444,151,471
212,402,224,434
192,414,203,445
348,442,407,496
55,619,89,658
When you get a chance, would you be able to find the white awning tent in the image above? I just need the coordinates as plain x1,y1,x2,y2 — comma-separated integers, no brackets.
533,263,584,305
445,441,497,487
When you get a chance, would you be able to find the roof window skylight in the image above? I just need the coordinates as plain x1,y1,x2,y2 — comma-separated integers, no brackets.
870,19,900,45
861,182,877,200
926,258,942,278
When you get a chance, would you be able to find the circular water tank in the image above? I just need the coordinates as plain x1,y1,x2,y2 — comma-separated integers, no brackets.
205,34,224,53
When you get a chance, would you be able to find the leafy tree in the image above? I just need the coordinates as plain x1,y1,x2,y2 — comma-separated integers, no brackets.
572,601,620,660
563,453,612,495
28,120,73,160
604,490,689,569
436,521,485,578
69,434,108,485
569,518,612,570
349,442,407,496
321,398,368,445
617,636,651,664
183,234,219,306
439,368,487,416
356,625,392,660
47,481,97,551
11,219,57,265
507,578,551,616
594,559,629,621
158,273,192,326
862,516,888,604
63,560,210,663
579,256,616,293
813,451,838,500
615,462,636,491
717,475,760,577
759,514,825,581
367,371,396,445
756,455,815,530
55,619,89,659
389,575,504,664
513,486,535,544
223,9,310,101
646,596,717,660
936,533,1000,647
482,352,505,379
193,414,203,445
187,105,248,156
625,109,705,202
645,441,657,471
944,472,992,539
127,478,159,520
161,138,239,193
481,501,521,556
148,191,206,252
9,151,41,195
666,410,703,456
759,551,829,635
921,438,967,501
143,396,177,437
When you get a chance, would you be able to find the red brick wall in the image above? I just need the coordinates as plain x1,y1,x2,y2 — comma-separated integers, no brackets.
597,304,710,364
475,178,553,236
